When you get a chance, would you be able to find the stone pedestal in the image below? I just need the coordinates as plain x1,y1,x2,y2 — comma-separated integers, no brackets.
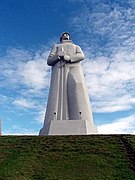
39,120,97,135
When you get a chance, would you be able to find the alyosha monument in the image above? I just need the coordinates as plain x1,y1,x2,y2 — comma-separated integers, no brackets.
39,32,97,135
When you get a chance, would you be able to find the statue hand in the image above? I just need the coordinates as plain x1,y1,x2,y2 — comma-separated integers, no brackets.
64,55,70,62
58,51,66,57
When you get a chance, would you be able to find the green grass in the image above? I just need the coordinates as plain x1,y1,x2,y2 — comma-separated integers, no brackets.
0,135,135,179
124,135,135,150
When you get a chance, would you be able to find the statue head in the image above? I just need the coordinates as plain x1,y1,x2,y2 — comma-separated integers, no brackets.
60,32,71,42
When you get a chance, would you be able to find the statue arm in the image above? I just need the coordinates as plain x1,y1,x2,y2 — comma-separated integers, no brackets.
70,46,85,63
47,45,60,66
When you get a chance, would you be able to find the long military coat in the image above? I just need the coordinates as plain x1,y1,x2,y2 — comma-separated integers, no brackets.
41,40,94,132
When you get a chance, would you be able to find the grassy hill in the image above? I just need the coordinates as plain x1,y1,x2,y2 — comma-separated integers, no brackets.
0,135,135,179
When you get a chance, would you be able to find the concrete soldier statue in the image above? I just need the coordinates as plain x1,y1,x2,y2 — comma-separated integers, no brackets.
39,32,97,135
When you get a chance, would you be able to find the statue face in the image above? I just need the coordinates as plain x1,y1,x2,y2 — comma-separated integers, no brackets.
62,33,70,40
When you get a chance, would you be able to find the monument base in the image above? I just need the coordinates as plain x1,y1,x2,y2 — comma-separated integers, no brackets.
39,120,97,135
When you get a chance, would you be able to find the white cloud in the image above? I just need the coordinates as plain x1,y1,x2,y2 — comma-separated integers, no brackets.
35,109,46,124
18,59,49,90
70,0,135,54
98,115,135,134
0,47,51,113
82,50,135,113
6,48,33,61
0,94,12,105
0,47,50,91
13,98,36,109
0,47,51,137
3,125,38,135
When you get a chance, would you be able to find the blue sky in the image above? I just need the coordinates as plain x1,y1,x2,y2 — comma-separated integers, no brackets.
0,0,135,135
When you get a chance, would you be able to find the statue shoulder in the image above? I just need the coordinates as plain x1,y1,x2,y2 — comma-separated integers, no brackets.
75,44,81,48
71,43,81,48
71,44,82,50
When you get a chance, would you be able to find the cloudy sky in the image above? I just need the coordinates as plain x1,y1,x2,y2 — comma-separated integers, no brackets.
0,0,135,135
